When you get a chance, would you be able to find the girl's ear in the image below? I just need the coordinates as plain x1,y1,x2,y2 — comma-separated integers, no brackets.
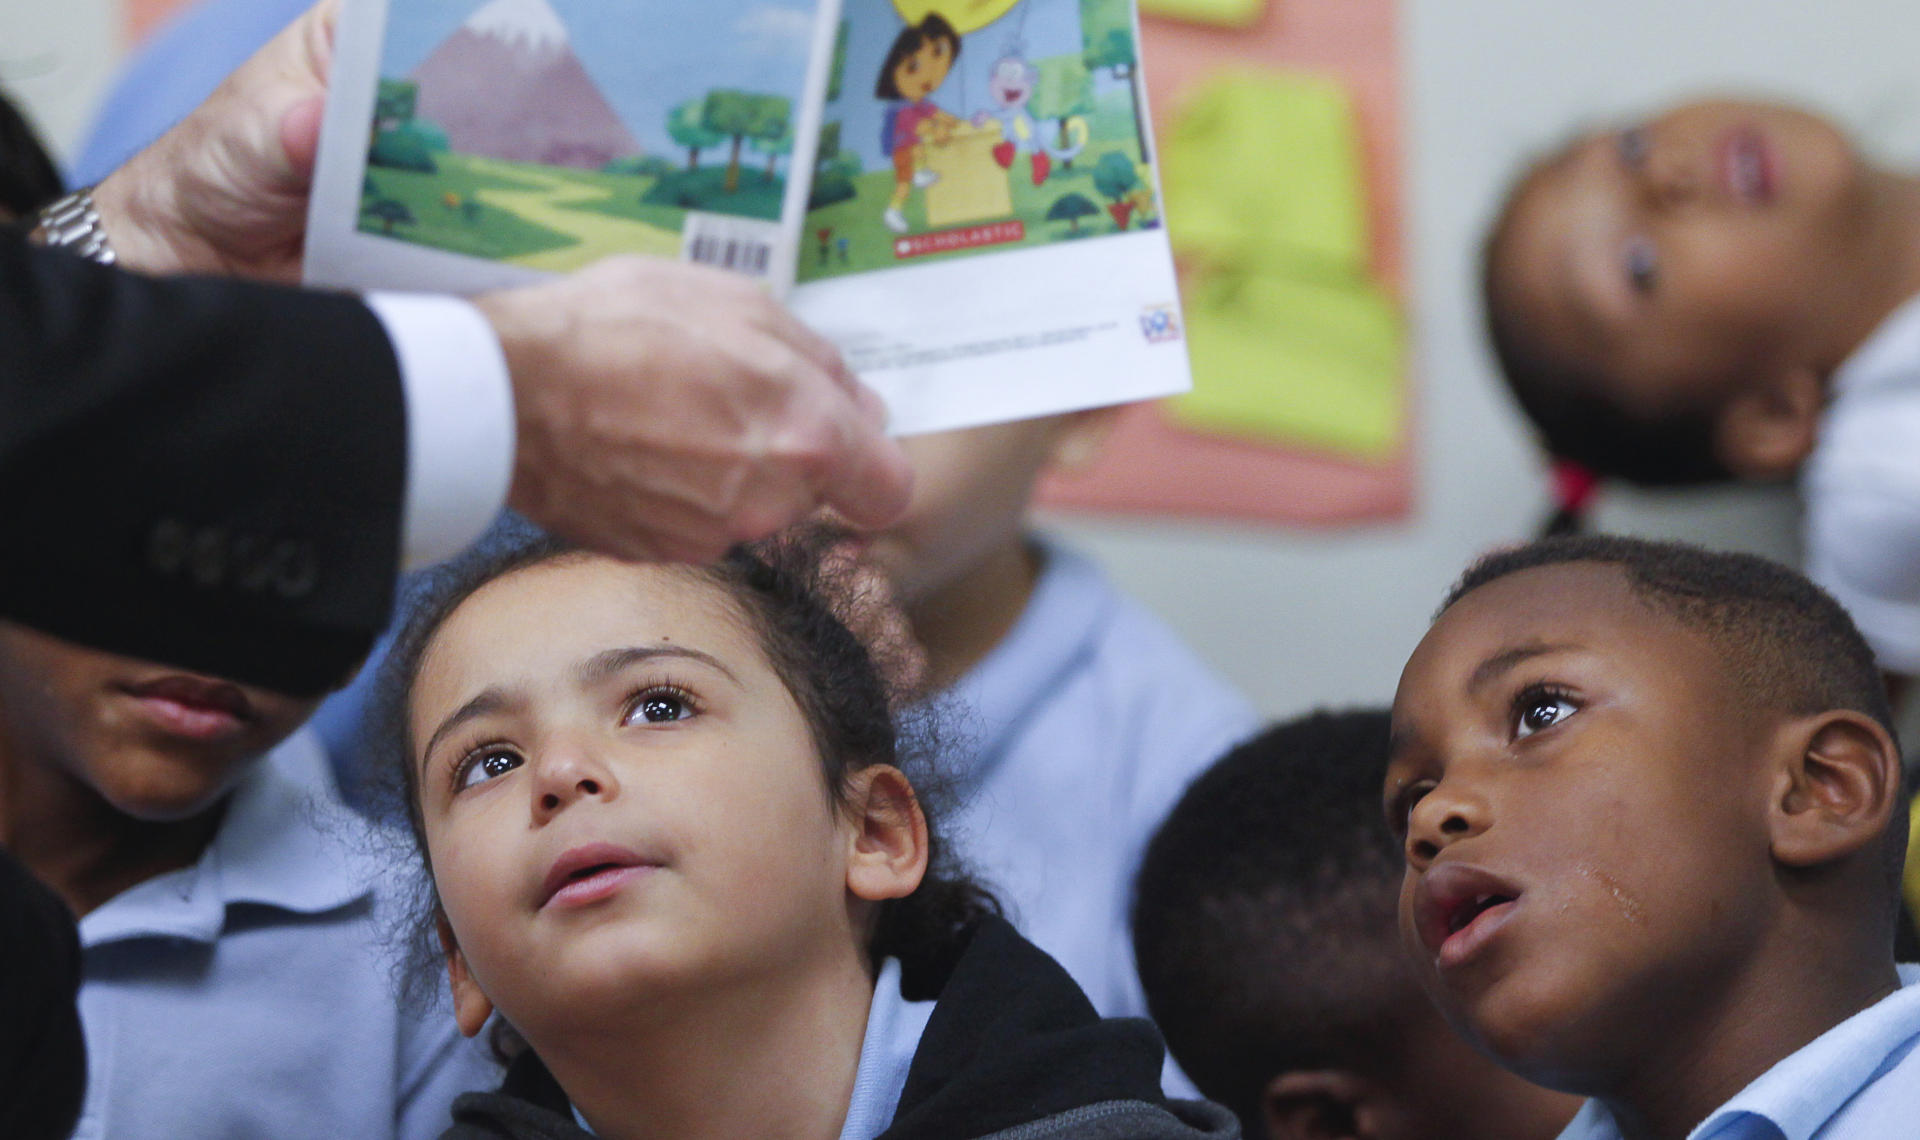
436,913,496,1038
1769,710,1902,870
845,765,929,902
1714,364,1822,480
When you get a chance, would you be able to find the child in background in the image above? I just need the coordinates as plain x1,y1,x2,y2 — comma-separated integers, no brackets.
373,534,1236,1140
856,412,1257,1041
0,623,498,1140
1134,710,1579,1140
1481,97,1920,676
1388,536,1918,1139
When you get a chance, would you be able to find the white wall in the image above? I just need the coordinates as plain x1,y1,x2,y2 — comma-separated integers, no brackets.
1048,0,1920,719
16,0,1920,720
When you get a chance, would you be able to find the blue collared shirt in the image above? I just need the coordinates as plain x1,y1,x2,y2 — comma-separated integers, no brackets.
1557,966,1920,1140
939,540,1256,1097
940,541,1256,1026
74,731,500,1140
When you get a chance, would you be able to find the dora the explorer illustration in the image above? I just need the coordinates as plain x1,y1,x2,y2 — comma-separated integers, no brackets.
876,14,962,233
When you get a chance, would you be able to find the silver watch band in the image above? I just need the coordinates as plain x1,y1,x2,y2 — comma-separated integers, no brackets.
29,187,116,266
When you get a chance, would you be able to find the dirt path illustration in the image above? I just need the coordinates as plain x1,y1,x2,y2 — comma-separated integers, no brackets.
468,159,682,270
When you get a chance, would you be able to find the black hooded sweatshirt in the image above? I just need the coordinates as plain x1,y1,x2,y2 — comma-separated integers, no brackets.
440,916,1238,1140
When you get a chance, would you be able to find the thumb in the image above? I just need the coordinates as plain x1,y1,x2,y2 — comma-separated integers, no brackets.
280,94,326,183
818,408,914,530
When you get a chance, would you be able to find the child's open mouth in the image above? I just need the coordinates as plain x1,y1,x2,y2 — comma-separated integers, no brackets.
1415,863,1523,970
540,843,661,910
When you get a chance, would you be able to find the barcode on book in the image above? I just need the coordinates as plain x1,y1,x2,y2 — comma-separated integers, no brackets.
680,212,781,279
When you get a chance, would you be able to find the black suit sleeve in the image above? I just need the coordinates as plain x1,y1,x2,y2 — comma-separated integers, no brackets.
0,233,410,696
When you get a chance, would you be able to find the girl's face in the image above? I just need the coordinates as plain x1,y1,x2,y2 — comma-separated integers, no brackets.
893,36,954,101
409,557,871,1038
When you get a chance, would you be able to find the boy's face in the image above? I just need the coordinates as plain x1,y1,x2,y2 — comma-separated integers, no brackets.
410,558,877,1038
895,36,954,101
1494,99,1871,420
851,412,1108,611
0,624,321,821
1383,564,1780,1086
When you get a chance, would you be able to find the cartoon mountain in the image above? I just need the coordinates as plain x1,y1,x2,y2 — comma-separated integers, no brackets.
410,0,642,170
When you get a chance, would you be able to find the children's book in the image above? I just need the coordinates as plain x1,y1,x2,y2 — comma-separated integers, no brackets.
306,0,1188,434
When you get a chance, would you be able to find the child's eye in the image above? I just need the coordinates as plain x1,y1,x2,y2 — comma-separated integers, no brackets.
455,747,522,792
1618,125,1650,168
1513,685,1578,738
1624,237,1659,294
623,686,696,726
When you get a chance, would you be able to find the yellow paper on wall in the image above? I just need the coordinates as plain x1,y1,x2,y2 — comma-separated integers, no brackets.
1139,0,1267,28
1172,266,1403,461
1161,71,1367,272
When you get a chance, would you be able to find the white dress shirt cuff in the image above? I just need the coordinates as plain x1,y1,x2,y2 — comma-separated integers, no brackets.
364,293,516,571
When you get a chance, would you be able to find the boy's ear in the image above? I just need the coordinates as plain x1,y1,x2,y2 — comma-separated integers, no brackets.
844,765,929,903
1768,710,1901,870
1045,405,1125,475
436,914,496,1038
1714,365,1823,480
1262,1070,1393,1140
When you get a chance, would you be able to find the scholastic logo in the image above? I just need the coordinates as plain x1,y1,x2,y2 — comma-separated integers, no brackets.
1139,304,1181,344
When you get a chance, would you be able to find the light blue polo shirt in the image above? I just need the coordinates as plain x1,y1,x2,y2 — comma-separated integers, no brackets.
73,731,500,1140
938,539,1256,1092
1557,966,1920,1140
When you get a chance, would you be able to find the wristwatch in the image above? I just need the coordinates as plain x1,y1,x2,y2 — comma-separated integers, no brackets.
27,187,116,265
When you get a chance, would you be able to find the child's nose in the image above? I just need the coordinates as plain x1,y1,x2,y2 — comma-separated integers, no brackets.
1404,781,1490,869
1640,145,1699,207
531,740,619,820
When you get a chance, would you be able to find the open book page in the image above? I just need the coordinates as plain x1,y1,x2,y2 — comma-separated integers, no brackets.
789,0,1189,434
306,0,839,295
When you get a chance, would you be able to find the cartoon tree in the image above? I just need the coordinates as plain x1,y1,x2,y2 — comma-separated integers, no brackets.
374,79,417,132
1081,0,1148,162
753,124,795,181
1092,152,1141,230
1046,192,1099,235
363,197,416,235
827,21,851,103
703,90,792,194
1031,55,1093,166
669,99,724,171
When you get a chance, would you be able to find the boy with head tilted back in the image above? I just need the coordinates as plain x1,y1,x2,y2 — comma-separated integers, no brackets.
1385,536,1917,1140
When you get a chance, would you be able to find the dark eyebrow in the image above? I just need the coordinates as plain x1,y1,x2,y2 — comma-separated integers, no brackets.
420,688,516,779
575,645,740,688
1468,642,1575,694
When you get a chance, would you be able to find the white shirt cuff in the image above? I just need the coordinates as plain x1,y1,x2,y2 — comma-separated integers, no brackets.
363,292,516,571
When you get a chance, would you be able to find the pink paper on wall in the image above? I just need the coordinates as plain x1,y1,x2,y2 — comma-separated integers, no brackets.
1039,0,1410,525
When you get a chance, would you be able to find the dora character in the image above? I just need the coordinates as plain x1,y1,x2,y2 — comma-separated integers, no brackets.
876,15,962,234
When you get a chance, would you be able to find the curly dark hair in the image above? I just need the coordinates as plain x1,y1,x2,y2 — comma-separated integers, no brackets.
365,526,996,1015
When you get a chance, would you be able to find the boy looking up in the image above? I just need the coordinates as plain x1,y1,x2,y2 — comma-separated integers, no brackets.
1481,98,1920,675
1386,536,1916,1140
1134,709,1579,1140
854,411,1257,1032
0,623,496,1140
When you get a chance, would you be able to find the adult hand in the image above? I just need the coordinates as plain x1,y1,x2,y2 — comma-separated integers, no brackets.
474,258,914,563
91,0,335,282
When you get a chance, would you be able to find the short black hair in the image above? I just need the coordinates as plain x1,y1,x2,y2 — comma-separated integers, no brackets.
1481,163,1734,487
875,15,961,101
1132,709,1416,1136
1443,536,1907,903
